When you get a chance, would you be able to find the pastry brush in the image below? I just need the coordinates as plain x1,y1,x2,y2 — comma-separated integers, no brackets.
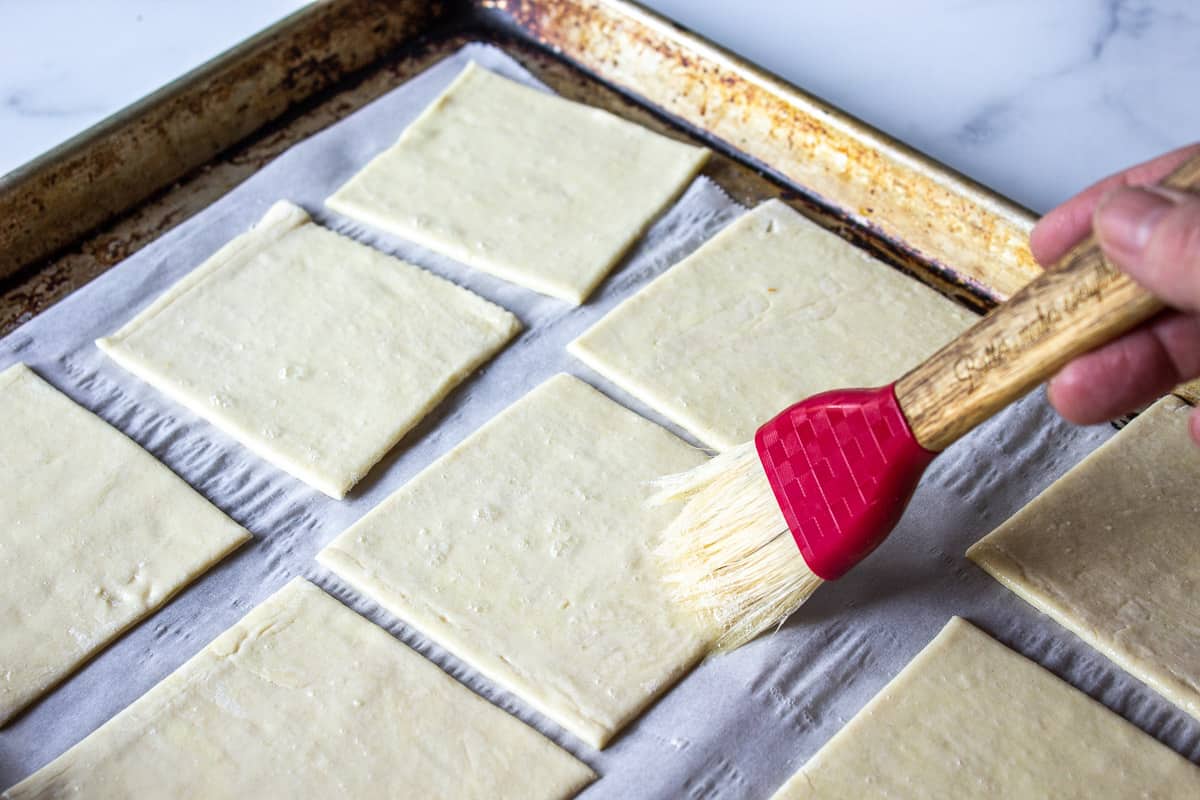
653,154,1200,651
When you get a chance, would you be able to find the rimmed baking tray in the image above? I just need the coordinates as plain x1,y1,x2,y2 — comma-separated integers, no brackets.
3,0,1196,793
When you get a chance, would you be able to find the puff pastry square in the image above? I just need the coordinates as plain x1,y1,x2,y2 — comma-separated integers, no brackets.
327,63,709,304
970,395,1200,722
4,580,594,799
98,201,519,498
570,200,975,449
0,363,249,727
319,374,711,748
770,617,1200,799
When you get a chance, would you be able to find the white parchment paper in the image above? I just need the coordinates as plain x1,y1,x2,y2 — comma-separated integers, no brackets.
2,43,1197,798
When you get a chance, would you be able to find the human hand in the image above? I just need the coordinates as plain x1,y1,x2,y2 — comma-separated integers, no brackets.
1032,143,1200,443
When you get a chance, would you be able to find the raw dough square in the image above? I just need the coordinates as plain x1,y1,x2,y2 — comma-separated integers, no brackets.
3,579,593,799
318,374,711,748
0,363,249,727
569,199,976,449
97,200,520,499
770,617,1200,799
326,62,709,304
969,396,1200,722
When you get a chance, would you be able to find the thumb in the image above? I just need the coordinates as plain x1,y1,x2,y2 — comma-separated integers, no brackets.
1094,185,1200,312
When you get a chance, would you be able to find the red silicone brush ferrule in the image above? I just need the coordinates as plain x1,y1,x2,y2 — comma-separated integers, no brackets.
754,383,936,581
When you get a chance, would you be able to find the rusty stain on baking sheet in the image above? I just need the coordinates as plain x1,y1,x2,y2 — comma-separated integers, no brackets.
497,0,1041,303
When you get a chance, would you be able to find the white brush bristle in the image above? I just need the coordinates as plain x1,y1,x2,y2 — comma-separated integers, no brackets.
651,441,823,651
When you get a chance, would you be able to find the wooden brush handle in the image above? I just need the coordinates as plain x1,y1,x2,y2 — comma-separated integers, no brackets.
895,153,1200,452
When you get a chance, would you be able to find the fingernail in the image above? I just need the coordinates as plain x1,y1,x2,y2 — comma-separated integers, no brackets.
1094,186,1178,265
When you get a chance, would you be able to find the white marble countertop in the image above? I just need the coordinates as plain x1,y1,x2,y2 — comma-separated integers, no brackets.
1,0,1197,215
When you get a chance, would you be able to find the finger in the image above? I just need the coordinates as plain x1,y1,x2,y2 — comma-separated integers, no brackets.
1048,311,1200,424
1094,186,1200,312
1030,143,1200,266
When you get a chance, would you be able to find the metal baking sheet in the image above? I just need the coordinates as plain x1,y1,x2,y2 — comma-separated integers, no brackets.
2,43,1198,798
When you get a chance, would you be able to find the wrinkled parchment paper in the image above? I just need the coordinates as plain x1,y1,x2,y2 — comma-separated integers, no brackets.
2,43,1197,798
